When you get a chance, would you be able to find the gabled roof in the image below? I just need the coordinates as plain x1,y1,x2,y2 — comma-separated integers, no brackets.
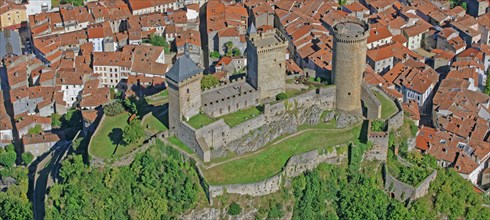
166,55,202,83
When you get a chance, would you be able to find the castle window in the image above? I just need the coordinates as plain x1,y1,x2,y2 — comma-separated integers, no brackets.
348,93,351,96
187,88,190,93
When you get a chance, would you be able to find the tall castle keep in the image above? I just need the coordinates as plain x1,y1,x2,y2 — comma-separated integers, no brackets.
332,18,369,116
166,54,204,132
247,28,287,100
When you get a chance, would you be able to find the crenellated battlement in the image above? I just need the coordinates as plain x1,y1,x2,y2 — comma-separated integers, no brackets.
333,17,370,43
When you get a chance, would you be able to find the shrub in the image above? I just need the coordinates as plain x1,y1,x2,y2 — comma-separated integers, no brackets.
51,113,62,127
201,75,220,90
21,152,34,165
276,92,288,101
104,101,125,116
210,51,221,59
0,144,17,167
371,120,385,132
227,202,242,216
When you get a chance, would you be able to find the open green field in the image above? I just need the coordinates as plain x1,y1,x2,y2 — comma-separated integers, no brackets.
219,106,262,127
374,91,398,119
202,124,361,185
142,114,167,134
89,113,142,159
187,114,215,129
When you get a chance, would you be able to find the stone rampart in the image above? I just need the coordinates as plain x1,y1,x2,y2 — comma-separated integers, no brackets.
365,131,389,162
206,145,348,200
387,108,404,131
361,84,381,119
284,145,347,177
190,87,336,160
384,164,437,203
208,174,282,198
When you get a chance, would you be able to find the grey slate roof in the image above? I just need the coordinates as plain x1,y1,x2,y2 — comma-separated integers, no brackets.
0,30,22,58
166,55,203,83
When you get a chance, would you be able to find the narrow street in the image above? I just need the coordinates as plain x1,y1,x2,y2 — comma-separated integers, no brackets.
32,141,71,220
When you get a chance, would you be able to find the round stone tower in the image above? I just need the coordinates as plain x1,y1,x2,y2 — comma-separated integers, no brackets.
332,18,369,116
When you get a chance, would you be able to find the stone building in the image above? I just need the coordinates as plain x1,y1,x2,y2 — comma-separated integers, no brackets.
332,18,369,116
166,53,203,132
246,28,287,100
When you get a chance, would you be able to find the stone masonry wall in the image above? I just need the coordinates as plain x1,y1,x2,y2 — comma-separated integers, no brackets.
384,164,437,203
192,87,336,160
284,146,347,177
207,145,348,199
208,174,282,198
365,131,389,162
361,84,382,119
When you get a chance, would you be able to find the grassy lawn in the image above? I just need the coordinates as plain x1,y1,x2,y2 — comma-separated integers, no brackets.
142,113,167,134
202,124,361,185
219,106,262,127
374,91,398,119
89,113,143,159
168,136,194,154
187,113,215,129
285,88,303,97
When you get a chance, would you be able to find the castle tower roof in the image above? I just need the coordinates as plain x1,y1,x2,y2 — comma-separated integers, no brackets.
166,55,203,83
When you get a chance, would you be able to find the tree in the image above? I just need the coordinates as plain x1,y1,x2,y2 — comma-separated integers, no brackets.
51,113,62,127
122,120,144,144
0,144,16,168
276,92,288,101
224,41,234,56
21,152,34,165
267,202,284,219
124,96,139,115
201,75,220,90
28,124,43,135
210,51,221,59
147,34,170,53
104,101,125,116
232,48,241,57
227,202,241,215
45,142,199,219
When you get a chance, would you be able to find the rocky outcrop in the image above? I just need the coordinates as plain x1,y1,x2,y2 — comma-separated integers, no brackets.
336,113,362,128
222,114,297,156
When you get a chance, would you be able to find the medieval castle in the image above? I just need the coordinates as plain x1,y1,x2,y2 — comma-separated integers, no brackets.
167,18,370,162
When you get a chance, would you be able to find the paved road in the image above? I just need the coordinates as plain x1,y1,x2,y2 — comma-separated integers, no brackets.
32,141,71,220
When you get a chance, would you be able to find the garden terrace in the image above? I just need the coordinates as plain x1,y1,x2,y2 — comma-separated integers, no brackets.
89,113,145,159
187,114,215,129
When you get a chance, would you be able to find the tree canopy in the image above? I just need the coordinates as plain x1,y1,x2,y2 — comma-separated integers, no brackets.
201,75,220,90
122,120,144,144
45,140,201,219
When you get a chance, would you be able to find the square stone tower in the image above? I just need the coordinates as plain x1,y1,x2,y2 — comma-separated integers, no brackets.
247,28,287,100
166,55,203,132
